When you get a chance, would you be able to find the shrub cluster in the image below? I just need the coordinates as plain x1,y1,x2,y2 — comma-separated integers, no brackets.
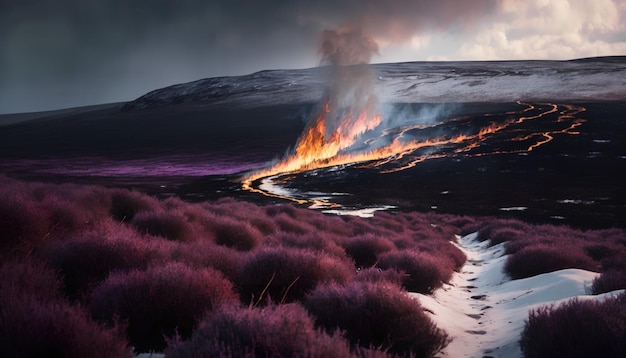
305,281,450,357
0,175,472,356
166,304,356,358
476,218,626,281
0,259,131,357
520,292,626,358
235,247,354,304
377,250,454,294
90,263,238,352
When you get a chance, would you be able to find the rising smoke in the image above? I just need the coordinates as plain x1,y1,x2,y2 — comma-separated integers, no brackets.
316,27,381,137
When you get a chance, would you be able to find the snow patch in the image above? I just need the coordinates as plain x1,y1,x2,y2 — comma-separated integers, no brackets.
410,233,623,358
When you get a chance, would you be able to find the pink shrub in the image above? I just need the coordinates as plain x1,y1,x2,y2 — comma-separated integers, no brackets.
265,204,301,218
0,294,132,357
305,282,449,357
38,191,105,236
592,270,626,295
90,263,238,352
210,216,263,251
520,293,626,358
166,304,355,358
344,215,388,236
413,238,467,271
353,268,405,286
130,209,196,242
505,244,596,279
584,243,619,261
0,258,131,357
312,215,356,237
377,250,453,294
0,189,49,252
436,214,480,235
273,212,315,234
477,219,529,242
371,211,407,233
0,258,62,300
37,225,154,298
268,232,348,259
486,227,525,246
343,234,395,268
165,241,244,280
249,216,279,235
236,247,354,304
600,251,626,271
109,189,159,222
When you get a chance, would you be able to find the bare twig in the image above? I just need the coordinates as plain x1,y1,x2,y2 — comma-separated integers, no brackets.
280,276,300,304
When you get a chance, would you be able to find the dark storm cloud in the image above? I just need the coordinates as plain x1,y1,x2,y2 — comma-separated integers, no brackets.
0,0,499,113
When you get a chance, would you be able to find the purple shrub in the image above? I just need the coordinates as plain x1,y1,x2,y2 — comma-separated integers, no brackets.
268,232,348,259
166,304,355,358
265,203,301,218
344,215,387,236
37,225,154,298
0,189,49,251
592,270,626,295
210,216,263,251
377,250,453,294
598,247,626,271
353,268,405,286
486,227,525,246
436,214,480,235
109,189,159,222
371,211,407,233
344,234,395,268
90,263,238,352
0,294,132,358
584,243,618,261
313,215,356,237
236,247,354,304
38,191,103,236
505,244,596,279
520,294,626,358
249,216,279,235
413,238,467,271
0,258,131,357
305,282,450,357
130,209,196,242
0,258,62,300
477,219,529,242
273,212,315,234
165,241,245,280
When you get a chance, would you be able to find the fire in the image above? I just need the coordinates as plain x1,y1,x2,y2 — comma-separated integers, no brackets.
241,101,587,205
241,99,384,195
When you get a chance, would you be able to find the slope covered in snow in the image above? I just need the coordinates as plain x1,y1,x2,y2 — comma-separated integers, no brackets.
412,233,624,358
124,57,626,110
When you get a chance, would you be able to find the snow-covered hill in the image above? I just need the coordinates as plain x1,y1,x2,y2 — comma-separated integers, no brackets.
124,57,626,110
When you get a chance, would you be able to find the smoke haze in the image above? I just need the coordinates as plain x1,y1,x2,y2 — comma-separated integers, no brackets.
2,0,624,113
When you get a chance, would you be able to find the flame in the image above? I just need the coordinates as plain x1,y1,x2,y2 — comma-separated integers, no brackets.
241,101,586,205
242,99,383,191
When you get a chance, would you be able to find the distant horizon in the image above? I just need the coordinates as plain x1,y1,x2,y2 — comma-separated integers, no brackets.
3,0,625,114
2,55,624,116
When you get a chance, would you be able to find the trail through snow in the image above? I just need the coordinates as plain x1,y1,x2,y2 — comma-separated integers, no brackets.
411,233,624,358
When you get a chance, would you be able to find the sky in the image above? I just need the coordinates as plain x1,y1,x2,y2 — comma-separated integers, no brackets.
1,0,625,114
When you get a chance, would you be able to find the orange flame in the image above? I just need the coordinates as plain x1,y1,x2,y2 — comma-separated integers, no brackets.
241,101,586,204
242,99,383,191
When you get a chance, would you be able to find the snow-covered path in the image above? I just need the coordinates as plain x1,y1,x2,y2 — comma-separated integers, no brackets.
411,233,621,358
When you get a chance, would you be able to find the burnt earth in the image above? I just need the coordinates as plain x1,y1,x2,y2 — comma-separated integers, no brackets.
1,102,624,230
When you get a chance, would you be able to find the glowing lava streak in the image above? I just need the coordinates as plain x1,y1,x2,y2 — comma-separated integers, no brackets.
241,102,586,205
